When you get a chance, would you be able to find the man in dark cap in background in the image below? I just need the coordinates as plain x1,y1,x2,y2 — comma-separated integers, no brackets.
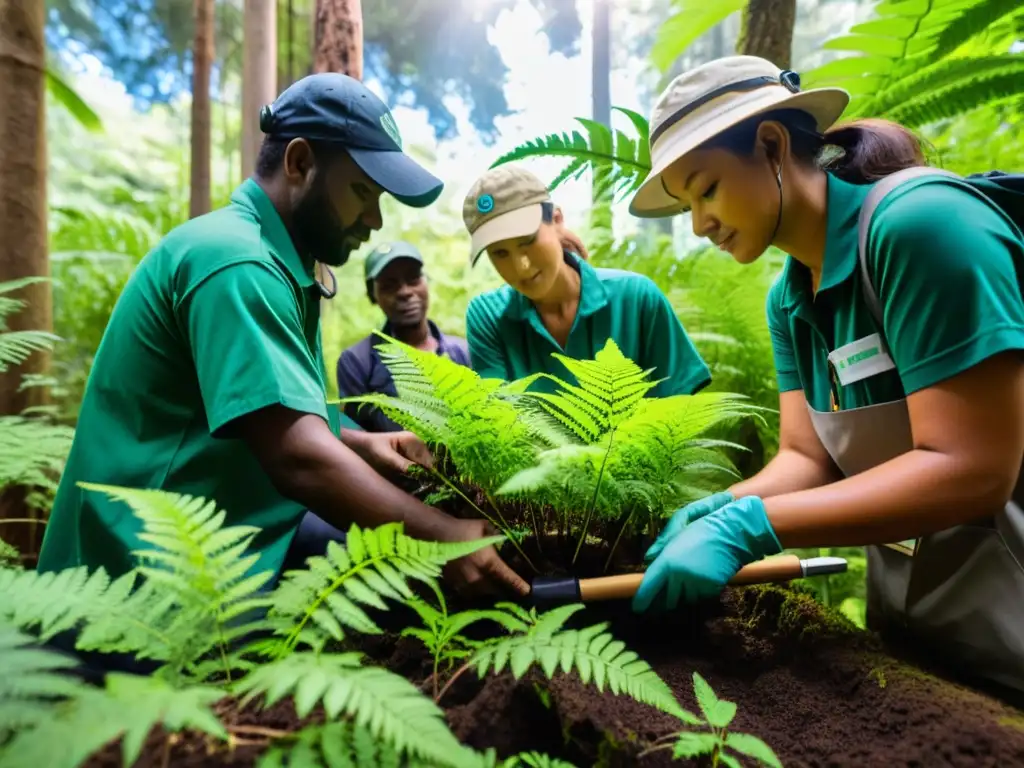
338,240,471,433
39,73,530,613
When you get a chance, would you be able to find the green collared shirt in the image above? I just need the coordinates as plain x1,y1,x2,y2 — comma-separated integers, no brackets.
38,179,340,581
767,172,1024,412
465,254,711,396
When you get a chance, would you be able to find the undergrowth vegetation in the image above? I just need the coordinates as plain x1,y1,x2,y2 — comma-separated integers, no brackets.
0,483,780,768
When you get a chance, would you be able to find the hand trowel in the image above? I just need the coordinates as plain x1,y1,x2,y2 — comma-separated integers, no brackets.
528,554,848,607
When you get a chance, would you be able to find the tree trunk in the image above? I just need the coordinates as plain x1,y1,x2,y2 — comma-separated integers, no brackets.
190,0,214,218
0,0,51,416
590,0,612,242
242,0,278,180
736,0,795,69
314,0,363,78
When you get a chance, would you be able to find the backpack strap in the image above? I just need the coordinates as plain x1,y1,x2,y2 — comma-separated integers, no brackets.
857,167,962,338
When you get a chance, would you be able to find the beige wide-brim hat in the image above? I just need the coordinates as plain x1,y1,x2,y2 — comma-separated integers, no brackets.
629,55,850,219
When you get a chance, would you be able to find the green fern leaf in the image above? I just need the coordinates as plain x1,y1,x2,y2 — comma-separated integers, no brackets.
0,624,87,739
238,652,473,767
886,57,1024,126
650,0,746,73
522,339,660,443
469,604,692,721
489,111,650,199
0,672,225,768
0,417,74,505
264,522,503,655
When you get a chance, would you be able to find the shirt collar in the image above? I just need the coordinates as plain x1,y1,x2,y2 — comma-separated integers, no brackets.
504,252,609,321
230,178,315,288
379,319,449,353
777,173,871,310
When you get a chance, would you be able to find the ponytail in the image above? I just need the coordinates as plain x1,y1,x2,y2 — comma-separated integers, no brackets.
820,118,926,184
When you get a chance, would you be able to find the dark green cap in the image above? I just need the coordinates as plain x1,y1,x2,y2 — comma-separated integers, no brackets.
364,240,424,281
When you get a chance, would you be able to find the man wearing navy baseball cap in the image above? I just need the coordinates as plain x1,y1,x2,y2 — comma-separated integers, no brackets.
40,73,529,667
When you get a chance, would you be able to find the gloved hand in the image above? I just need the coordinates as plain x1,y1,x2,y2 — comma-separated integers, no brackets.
644,491,735,564
633,496,782,613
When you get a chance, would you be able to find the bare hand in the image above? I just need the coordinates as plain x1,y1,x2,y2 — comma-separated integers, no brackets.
437,518,530,598
347,430,434,476
559,228,590,260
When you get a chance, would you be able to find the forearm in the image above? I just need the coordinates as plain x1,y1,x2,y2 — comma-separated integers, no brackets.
765,449,1009,548
277,430,450,540
729,448,841,500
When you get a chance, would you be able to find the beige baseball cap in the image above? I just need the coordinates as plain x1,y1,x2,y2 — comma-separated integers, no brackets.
463,165,552,266
629,55,850,218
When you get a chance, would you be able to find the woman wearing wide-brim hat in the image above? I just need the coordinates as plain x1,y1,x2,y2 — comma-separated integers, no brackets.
631,54,1024,698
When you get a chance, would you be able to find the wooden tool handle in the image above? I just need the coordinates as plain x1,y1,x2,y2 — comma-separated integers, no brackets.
577,554,803,602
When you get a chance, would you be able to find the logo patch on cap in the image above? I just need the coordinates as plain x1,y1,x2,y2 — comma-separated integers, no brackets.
380,112,403,149
476,194,494,214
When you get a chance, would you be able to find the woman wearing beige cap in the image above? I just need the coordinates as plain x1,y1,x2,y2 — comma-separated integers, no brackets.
462,163,712,398
631,54,1024,698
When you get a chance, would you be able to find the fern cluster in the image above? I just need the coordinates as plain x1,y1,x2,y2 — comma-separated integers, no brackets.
2,483,748,768
342,336,761,567
0,277,75,515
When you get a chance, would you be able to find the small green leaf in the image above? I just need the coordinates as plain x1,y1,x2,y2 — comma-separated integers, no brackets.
726,732,783,767
672,731,719,758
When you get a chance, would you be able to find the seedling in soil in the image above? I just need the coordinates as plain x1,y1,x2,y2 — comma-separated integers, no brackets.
340,335,764,577
402,581,532,698
640,672,782,767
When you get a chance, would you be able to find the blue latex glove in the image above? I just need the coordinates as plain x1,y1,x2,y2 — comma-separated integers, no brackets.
644,491,735,564
633,496,782,613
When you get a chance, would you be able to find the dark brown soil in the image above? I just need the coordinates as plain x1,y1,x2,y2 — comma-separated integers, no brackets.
83,582,1024,768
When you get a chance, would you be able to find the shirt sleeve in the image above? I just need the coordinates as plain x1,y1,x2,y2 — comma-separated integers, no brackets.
178,261,328,436
639,278,712,396
766,278,802,393
465,297,511,381
868,179,1024,394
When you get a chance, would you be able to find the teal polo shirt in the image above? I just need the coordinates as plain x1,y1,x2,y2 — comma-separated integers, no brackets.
767,173,1024,412
465,254,711,397
38,179,341,581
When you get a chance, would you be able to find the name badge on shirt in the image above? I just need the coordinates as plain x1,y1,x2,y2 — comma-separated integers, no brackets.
827,334,895,387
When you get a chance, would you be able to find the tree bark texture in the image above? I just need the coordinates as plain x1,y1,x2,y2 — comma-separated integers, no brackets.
0,0,52,416
242,0,278,180
190,0,214,218
736,0,795,70
314,0,363,78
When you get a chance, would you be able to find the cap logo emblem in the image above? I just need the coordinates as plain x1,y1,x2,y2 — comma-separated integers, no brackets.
380,112,403,149
476,194,494,214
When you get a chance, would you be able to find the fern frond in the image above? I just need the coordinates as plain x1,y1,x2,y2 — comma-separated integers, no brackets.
885,56,1024,126
0,417,74,503
263,523,503,655
650,0,746,73
804,0,1024,116
523,339,659,443
490,108,651,198
78,483,276,673
469,604,691,721
0,624,87,739
0,331,61,373
238,652,474,768
0,672,225,768
256,720,419,768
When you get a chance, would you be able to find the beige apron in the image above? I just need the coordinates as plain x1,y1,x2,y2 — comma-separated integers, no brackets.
807,399,1024,693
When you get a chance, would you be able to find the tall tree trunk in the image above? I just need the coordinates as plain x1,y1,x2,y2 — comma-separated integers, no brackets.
242,0,278,180
0,0,51,415
314,0,363,78
736,0,795,69
190,0,214,218
589,0,612,244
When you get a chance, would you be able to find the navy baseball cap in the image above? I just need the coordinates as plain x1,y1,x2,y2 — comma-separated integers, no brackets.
259,73,444,208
